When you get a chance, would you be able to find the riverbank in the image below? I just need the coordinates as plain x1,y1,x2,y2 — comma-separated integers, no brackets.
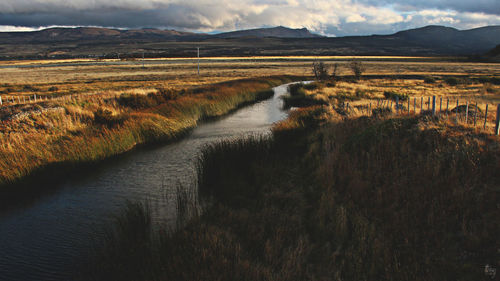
0,75,301,189
86,88,499,280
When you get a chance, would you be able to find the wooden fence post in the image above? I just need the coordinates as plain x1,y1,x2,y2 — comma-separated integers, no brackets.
456,99,459,123
396,96,399,114
420,97,423,114
427,97,431,111
474,103,477,126
439,97,442,113
413,97,416,114
495,104,500,135
0,96,2,105
432,96,436,117
465,101,469,124
34,94,37,102
407,98,410,115
484,104,489,129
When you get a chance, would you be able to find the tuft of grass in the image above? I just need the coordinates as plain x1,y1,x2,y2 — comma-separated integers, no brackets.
423,76,436,83
0,75,298,188
93,108,126,127
444,76,461,86
85,113,500,281
283,83,328,108
383,90,408,101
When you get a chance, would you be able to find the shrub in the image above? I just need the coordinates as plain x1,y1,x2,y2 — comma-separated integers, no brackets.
348,59,365,80
355,89,368,98
22,85,39,92
331,63,339,81
154,88,178,101
94,108,125,127
288,83,306,97
383,91,408,101
326,81,336,87
444,77,460,86
118,94,155,109
312,61,329,81
423,76,436,84
284,83,328,108
303,82,323,91
335,91,360,102
282,94,328,108
477,77,500,85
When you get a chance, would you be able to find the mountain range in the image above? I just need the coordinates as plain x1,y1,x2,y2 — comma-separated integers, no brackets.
0,25,498,59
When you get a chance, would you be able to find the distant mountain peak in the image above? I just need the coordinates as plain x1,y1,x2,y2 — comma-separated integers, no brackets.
395,25,459,36
214,26,322,38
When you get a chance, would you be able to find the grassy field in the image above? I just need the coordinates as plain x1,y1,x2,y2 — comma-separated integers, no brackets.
0,57,498,99
0,75,299,189
85,98,500,280
1,56,497,279
0,57,498,188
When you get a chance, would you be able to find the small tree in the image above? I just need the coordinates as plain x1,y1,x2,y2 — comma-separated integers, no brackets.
349,59,365,80
312,61,329,81
331,63,339,81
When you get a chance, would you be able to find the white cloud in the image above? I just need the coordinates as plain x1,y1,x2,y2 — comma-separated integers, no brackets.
0,0,498,35
346,14,366,23
0,25,42,32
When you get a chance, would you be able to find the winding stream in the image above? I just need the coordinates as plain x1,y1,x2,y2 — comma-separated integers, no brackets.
0,82,295,281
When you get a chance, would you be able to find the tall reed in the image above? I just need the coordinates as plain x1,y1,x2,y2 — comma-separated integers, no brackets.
0,76,298,189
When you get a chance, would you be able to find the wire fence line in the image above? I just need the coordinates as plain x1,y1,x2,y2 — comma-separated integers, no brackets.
342,95,500,135
0,92,118,106
3,92,500,135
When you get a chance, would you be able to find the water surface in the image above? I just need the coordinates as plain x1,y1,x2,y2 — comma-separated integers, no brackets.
0,82,294,281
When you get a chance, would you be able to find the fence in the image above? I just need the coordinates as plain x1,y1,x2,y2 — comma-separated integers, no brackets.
343,95,500,136
0,92,119,107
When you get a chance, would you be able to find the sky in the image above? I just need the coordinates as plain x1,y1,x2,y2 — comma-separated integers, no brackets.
0,0,499,36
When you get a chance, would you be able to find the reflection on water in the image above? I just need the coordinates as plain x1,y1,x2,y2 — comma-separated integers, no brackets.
0,83,294,281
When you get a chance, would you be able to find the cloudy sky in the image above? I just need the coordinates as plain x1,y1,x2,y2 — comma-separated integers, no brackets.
0,0,499,36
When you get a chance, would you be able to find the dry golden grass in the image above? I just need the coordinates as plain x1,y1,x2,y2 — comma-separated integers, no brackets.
0,76,296,187
0,56,498,185
310,79,500,103
0,57,498,99
281,77,500,135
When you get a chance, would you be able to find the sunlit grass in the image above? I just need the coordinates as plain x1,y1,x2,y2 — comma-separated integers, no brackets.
0,76,297,187
85,110,500,280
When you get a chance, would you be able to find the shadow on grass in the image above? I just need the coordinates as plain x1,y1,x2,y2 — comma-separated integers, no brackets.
83,113,500,281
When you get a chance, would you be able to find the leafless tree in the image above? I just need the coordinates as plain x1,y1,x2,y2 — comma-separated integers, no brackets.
331,63,339,80
312,61,329,81
349,59,365,80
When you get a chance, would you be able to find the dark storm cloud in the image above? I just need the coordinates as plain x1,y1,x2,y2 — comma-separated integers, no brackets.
0,8,220,30
356,0,500,15
0,1,499,35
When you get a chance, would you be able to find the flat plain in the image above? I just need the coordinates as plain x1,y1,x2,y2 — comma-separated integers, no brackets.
0,56,498,97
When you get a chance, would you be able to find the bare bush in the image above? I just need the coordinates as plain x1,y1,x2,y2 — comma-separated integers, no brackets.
331,63,339,81
312,61,329,81
349,59,365,80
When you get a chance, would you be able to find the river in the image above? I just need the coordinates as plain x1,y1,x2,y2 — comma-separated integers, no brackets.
0,82,295,281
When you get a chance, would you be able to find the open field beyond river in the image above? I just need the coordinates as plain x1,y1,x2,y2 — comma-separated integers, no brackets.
0,57,498,96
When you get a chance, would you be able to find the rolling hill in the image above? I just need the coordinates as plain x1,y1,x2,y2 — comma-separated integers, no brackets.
213,26,322,38
0,25,498,59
